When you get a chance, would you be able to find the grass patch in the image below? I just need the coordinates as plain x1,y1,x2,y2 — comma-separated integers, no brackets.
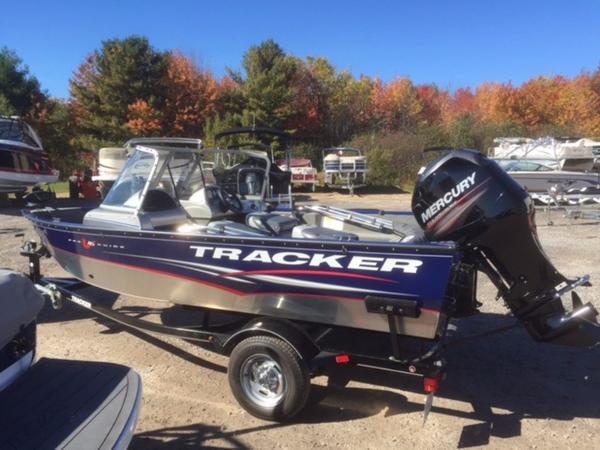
48,181,69,194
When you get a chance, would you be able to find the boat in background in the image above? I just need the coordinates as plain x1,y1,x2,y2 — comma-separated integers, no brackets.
492,137,600,192
277,158,318,191
0,116,58,195
94,146,128,186
496,159,600,192
322,147,367,195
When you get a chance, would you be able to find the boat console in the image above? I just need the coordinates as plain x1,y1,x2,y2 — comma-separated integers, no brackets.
79,141,424,242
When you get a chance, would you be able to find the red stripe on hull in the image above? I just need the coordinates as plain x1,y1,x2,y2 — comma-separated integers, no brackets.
220,269,398,284
50,246,440,313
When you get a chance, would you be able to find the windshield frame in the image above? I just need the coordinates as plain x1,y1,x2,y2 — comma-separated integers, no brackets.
0,118,43,149
101,146,160,214
100,145,273,214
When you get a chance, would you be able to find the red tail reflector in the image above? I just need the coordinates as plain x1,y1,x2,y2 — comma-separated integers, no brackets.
335,354,350,364
423,375,441,394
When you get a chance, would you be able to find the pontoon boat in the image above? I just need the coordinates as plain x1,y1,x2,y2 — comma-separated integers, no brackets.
322,147,367,194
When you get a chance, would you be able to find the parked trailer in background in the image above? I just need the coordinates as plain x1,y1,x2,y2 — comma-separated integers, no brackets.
278,158,318,191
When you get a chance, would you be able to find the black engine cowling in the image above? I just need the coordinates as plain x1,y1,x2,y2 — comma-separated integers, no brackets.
412,149,599,347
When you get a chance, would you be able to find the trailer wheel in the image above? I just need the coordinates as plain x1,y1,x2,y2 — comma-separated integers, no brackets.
228,335,310,421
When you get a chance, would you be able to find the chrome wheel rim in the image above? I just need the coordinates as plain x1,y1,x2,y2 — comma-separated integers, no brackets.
240,354,286,408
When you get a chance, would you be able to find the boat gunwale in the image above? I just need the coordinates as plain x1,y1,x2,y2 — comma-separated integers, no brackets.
22,209,459,256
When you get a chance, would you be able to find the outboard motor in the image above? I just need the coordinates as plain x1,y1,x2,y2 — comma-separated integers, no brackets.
412,149,599,348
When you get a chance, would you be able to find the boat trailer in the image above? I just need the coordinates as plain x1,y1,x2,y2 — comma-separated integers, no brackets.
21,240,453,422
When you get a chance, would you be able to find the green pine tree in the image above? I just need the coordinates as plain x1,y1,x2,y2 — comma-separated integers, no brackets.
70,36,168,147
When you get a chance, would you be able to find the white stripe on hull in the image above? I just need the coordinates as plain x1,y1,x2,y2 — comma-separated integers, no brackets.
52,248,444,339
0,169,59,192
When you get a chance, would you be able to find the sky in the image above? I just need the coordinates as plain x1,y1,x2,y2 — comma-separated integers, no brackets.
2,0,600,99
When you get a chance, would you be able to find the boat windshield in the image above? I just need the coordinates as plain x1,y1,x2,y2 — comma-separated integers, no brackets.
500,160,554,172
103,150,156,208
0,119,42,149
102,147,272,209
146,150,270,201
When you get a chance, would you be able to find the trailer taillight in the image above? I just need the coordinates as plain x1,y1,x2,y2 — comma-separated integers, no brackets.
335,354,350,364
423,375,441,394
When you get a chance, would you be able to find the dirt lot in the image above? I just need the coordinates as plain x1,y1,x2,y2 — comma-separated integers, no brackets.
1,192,599,449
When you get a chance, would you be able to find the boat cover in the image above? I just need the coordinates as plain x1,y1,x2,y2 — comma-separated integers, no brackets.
0,269,43,350
0,358,141,449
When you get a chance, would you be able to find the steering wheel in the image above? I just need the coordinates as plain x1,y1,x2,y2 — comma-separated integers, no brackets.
217,187,244,213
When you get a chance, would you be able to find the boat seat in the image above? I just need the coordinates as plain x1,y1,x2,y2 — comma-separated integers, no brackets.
139,208,189,230
388,216,426,243
138,189,189,230
292,224,359,241
207,220,268,237
246,212,299,235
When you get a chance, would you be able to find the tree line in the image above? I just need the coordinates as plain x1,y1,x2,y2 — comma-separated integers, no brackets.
1,36,599,186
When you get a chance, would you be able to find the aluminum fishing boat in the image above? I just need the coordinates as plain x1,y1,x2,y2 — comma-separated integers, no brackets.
0,117,58,195
22,138,600,421
27,143,444,337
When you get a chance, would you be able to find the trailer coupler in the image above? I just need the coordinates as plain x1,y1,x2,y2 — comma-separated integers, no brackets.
19,239,49,284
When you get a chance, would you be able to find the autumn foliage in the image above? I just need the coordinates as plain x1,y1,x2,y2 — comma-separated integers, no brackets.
64,37,600,149
162,52,220,136
3,37,600,184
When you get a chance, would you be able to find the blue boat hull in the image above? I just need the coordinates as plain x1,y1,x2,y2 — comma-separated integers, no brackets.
27,211,460,339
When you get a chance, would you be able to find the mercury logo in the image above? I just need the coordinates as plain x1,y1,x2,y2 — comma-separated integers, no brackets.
421,172,477,224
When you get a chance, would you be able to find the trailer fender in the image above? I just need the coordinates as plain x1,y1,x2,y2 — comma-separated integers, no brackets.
221,318,319,360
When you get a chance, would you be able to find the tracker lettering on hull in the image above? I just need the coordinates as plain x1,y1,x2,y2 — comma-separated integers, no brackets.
189,245,423,274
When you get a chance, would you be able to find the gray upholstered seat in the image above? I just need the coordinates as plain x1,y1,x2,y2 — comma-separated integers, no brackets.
207,220,268,237
389,216,426,242
246,212,299,235
291,224,359,241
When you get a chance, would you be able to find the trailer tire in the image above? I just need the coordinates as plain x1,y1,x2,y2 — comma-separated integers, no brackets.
228,335,310,421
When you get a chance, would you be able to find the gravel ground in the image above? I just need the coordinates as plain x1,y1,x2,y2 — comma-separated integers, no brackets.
1,192,599,449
